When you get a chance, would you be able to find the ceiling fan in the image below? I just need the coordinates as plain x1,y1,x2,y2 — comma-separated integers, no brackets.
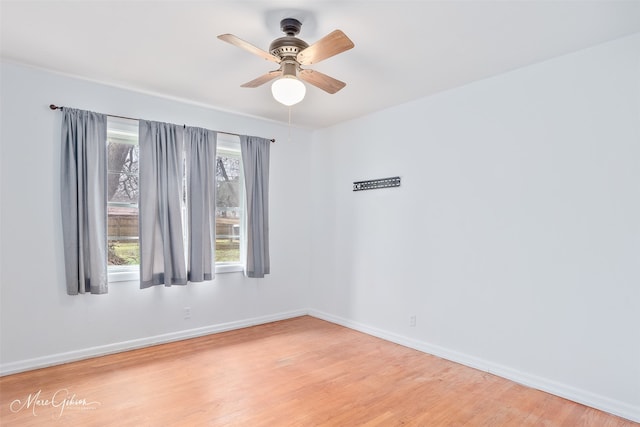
218,18,354,106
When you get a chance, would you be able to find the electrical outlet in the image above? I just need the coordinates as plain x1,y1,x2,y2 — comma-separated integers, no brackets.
409,315,416,327
183,307,191,320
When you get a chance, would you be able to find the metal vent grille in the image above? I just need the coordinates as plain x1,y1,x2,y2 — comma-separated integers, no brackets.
353,176,401,192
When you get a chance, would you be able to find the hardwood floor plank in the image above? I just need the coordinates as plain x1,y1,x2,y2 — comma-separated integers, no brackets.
0,316,637,426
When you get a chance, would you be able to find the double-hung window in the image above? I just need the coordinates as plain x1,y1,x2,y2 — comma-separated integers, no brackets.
106,118,244,282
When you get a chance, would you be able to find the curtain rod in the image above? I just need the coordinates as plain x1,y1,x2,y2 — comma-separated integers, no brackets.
49,104,276,143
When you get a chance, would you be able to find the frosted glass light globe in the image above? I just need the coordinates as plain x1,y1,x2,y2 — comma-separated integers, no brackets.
271,77,306,106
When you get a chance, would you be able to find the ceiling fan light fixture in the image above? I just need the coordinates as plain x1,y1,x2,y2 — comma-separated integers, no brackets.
219,17,354,105
271,76,306,106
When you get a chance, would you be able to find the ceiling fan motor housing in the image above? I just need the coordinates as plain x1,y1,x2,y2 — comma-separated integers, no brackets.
269,37,308,59
269,18,309,61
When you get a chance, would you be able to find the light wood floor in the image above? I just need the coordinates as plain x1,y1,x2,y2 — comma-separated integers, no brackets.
0,316,636,426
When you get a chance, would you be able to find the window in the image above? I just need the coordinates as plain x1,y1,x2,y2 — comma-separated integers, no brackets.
107,118,140,280
215,138,244,268
106,118,244,281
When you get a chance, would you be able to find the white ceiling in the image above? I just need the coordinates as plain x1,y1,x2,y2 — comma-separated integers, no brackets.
2,1,640,129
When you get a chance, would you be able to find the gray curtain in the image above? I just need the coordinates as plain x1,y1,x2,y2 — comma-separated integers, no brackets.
60,108,108,295
240,136,270,278
138,120,187,288
185,127,217,282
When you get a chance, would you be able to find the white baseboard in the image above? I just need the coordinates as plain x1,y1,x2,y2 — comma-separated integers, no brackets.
0,309,307,376
308,309,640,424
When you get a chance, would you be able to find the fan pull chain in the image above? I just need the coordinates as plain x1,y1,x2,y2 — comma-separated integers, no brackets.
288,106,292,143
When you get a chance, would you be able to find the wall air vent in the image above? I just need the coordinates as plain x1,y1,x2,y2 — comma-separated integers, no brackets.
353,176,401,192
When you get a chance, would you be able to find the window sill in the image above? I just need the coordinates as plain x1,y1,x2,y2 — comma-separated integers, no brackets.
108,268,139,283
215,264,244,274
108,264,244,283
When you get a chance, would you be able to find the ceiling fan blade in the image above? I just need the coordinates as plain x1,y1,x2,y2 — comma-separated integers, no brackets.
298,69,346,94
217,34,280,63
241,70,282,88
297,30,354,65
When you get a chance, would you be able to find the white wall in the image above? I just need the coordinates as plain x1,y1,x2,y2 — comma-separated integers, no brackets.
0,61,313,372
309,33,640,421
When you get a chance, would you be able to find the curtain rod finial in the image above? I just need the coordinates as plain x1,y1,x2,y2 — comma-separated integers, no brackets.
50,104,60,110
